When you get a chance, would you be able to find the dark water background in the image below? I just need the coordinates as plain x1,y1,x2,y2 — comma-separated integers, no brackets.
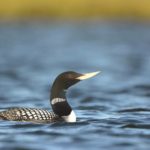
0,20,150,150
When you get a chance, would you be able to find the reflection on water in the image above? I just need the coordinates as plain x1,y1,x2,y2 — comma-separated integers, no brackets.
0,20,150,150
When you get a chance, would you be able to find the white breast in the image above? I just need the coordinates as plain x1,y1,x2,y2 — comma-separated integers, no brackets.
61,110,76,122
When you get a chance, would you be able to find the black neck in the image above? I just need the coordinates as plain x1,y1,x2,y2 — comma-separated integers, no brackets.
50,82,72,116
51,84,66,99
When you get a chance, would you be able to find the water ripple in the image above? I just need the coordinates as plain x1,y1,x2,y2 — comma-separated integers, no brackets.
0,21,150,150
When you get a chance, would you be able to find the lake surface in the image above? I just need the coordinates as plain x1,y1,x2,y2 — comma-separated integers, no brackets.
0,20,150,150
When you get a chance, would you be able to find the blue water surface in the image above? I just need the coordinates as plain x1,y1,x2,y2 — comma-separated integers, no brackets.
0,20,150,150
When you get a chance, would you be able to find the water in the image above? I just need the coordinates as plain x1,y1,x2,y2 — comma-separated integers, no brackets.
0,20,150,150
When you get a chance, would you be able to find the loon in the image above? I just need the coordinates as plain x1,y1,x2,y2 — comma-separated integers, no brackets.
0,71,100,123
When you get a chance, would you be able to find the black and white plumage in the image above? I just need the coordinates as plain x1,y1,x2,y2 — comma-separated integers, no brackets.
0,71,100,123
0,108,60,123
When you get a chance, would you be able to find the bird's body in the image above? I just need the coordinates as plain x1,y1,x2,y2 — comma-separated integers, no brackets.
0,71,100,123
0,107,60,123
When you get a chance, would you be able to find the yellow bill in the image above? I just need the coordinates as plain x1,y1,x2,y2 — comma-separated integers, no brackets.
76,71,101,80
